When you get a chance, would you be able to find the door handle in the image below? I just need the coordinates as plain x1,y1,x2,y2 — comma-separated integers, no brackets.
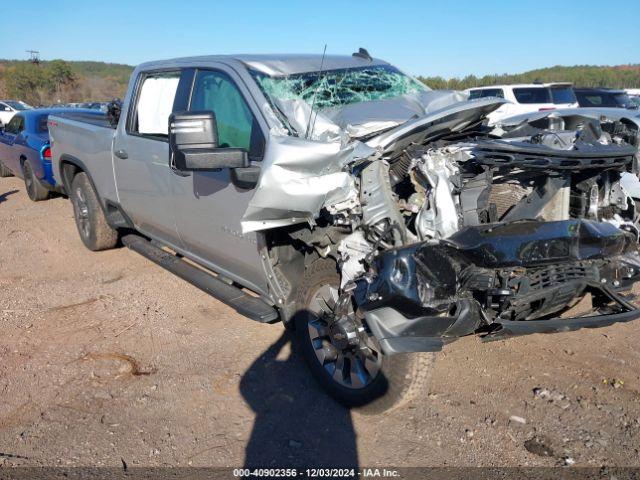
114,149,128,159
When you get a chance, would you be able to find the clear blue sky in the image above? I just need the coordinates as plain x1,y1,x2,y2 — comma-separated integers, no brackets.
1,0,639,78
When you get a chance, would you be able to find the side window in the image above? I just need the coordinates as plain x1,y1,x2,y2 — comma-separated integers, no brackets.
0,104,7,112
5,115,24,134
513,87,551,104
131,71,180,138
190,70,265,159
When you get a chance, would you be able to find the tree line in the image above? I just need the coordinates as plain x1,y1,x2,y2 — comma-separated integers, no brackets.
419,64,640,90
1,59,639,105
0,59,131,106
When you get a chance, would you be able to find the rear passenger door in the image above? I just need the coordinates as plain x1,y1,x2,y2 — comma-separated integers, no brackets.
168,65,269,294
113,70,183,246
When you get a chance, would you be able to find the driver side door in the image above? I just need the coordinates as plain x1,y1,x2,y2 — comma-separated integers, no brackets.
168,66,269,295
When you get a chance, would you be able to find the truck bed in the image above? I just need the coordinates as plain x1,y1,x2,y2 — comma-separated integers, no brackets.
53,111,115,129
49,113,119,202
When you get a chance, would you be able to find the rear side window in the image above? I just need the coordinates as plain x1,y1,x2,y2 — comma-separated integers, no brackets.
469,88,504,99
189,69,265,159
550,87,577,104
5,115,24,134
513,87,551,104
131,71,180,138
577,93,605,107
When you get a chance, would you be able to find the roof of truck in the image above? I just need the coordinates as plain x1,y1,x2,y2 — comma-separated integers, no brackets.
138,53,390,76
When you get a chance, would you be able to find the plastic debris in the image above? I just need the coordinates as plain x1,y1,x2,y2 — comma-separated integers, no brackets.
509,415,527,425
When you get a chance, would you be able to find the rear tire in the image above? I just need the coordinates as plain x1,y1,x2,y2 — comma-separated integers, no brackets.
294,259,435,414
0,160,13,178
23,160,49,201
69,172,118,251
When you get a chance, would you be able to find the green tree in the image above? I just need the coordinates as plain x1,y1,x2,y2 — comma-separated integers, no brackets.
4,63,47,105
46,59,76,101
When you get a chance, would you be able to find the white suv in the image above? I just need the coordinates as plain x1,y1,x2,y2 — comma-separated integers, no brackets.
0,100,32,127
465,83,578,125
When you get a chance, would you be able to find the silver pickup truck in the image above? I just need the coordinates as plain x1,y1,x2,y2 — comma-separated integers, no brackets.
49,52,640,412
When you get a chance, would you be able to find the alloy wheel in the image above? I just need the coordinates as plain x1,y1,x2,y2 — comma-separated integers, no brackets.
306,284,382,389
24,162,35,199
74,186,91,239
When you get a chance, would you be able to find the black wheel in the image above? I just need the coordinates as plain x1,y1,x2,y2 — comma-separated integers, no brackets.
294,259,434,414
69,172,118,251
23,160,49,201
0,160,12,178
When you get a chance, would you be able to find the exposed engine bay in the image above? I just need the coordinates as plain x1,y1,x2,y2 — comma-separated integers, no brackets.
244,96,640,353
346,114,640,347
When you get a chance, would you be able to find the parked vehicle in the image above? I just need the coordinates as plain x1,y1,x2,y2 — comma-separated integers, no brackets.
625,88,640,104
0,100,32,127
0,108,102,201
78,102,109,112
465,83,578,124
575,88,636,109
49,53,640,411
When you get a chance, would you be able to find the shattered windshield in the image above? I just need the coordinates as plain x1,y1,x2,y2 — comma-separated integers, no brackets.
252,65,426,111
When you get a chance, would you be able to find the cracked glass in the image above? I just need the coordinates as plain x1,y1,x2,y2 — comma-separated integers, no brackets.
253,65,426,111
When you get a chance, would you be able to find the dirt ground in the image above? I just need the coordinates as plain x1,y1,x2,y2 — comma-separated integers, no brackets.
1,175,640,470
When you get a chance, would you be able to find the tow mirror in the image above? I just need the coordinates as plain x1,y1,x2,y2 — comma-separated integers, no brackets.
169,111,248,171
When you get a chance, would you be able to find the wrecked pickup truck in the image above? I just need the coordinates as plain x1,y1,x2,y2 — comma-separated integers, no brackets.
49,52,640,412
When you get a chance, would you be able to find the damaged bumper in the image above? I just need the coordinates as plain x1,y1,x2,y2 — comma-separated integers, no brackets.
355,220,640,354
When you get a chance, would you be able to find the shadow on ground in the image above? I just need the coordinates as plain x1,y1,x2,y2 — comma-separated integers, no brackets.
240,331,358,469
0,189,19,204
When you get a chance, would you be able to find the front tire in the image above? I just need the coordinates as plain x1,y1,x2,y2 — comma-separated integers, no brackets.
23,160,49,201
69,172,118,251
294,259,434,414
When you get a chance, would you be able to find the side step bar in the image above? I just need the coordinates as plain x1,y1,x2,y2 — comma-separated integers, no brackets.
121,234,279,323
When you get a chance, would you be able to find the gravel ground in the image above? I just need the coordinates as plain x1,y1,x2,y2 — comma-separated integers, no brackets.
1,175,640,469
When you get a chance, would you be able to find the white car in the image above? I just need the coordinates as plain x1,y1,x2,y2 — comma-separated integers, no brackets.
0,100,32,127
626,89,640,108
465,83,578,125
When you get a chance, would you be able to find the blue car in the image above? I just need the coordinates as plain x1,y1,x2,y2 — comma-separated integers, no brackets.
0,108,102,201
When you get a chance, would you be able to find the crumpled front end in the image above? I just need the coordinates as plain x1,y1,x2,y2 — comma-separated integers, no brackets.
354,220,640,354
243,84,640,353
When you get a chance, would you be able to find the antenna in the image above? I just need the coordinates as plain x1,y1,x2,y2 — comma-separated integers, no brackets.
26,50,40,64
305,44,327,139
352,48,372,62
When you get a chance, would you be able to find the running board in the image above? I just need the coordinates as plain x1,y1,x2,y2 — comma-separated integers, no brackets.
121,234,279,323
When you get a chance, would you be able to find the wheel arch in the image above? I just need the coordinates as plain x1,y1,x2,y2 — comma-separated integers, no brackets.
59,155,133,230
262,224,339,324
58,154,90,193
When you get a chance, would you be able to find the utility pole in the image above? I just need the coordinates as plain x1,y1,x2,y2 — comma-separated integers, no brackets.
26,50,40,65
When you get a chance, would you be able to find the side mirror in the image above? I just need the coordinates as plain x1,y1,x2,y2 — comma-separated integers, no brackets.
169,111,248,171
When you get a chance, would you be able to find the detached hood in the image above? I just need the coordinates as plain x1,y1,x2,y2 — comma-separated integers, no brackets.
366,97,506,156
322,90,476,139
